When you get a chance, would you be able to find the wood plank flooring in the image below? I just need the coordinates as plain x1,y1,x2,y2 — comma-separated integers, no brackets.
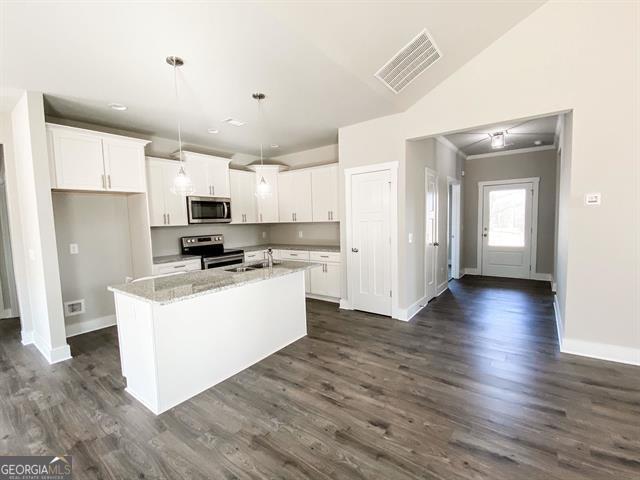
1,276,639,479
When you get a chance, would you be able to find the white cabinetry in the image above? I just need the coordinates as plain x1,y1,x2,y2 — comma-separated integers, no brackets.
182,152,231,197
152,258,201,275
254,166,279,223
244,250,266,262
311,164,339,222
146,157,188,226
230,170,257,223
47,124,149,192
309,251,341,299
278,170,312,223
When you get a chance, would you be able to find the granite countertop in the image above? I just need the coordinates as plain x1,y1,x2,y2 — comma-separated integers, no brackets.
109,260,320,305
153,254,201,265
241,244,340,253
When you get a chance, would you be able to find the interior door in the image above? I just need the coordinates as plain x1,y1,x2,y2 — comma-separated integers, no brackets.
350,169,391,316
425,169,438,301
481,182,533,278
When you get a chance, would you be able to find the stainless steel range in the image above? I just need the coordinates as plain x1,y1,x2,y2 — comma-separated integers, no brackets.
180,235,244,269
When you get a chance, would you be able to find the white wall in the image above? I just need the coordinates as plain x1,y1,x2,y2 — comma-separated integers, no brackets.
339,1,640,362
269,222,339,246
8,92,69,363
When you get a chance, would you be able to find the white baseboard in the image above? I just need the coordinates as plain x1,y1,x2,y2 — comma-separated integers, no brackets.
436,281,448,297
395,295,429,322
305,293,339,304
339,298,353,310
21,329,34,345
530,272,552,282
65,314,116,338
551,281,557,292
33,332,71,364
553,295,564,349
463,268,480,275
561,338,640,366
554,295,639,366
0,308,14,319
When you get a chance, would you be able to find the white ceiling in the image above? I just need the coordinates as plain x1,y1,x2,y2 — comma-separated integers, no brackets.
445,114,559,157
1,1,544,156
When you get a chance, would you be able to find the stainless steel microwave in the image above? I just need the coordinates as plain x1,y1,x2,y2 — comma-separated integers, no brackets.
187,196,231,224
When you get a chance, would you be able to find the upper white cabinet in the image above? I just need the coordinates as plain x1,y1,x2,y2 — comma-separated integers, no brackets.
146,157,188,227
312,164,339,221
229,169,257,223
278,170,312,223
47,123,149,193
254,166,279,223
182,151,231,198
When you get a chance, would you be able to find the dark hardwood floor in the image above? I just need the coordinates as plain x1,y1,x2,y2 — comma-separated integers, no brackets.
1,276,639,479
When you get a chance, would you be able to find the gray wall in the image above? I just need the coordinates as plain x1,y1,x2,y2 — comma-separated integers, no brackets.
52,192,133,329
462,148,558,274
269,222,339,246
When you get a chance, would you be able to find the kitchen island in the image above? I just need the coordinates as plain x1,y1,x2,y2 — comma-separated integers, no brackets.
108,260,316,414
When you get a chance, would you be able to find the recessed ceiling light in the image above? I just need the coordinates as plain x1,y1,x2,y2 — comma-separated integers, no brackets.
207,128,219,134
108,103,127,111
222,117,245,127
534,140,542,145
270,144,279,148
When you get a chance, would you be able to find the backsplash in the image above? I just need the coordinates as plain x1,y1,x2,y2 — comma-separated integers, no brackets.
269,222,339,246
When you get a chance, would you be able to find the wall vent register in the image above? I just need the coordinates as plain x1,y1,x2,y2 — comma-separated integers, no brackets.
375,28,442,94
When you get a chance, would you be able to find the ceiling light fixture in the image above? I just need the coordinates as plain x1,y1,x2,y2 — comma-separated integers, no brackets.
222,118,245,127
491,132,505,149
534,140,542,145
207,128,219,134
166,55,194,196
108,103,127,111
270,144,279,149
253,92,272,199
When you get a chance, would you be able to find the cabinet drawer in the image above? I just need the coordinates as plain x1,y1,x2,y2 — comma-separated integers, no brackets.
152,259,201,275
279,250,310,261
309,251,340,263
244,251,265,261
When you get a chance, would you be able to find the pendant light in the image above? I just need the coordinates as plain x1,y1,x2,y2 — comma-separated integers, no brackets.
253,92,272,198
167,55,194,196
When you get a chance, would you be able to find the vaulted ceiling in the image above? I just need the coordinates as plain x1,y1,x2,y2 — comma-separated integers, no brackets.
1,1,545,155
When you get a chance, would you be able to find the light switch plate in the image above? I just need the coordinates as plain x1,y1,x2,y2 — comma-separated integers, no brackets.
584,192,601,206
262,231,266,239
298,231,303,239
408,233,414,243
69,243,79,255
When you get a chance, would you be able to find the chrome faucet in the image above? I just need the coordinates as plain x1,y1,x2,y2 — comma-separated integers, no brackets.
266,248,274,268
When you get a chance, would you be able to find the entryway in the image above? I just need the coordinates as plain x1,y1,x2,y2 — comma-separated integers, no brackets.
479,178,539,279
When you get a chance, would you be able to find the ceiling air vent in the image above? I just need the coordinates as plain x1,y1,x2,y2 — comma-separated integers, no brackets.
375,29,442,94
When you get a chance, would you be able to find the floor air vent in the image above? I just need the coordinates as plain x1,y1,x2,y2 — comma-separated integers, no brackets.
375,29,442,94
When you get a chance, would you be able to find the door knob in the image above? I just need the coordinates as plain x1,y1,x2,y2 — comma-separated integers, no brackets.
351,248,359,253
433,242,439,246
483,233,488,237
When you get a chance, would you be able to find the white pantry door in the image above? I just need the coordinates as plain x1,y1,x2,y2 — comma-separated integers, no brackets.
481,182,533,278
425,169,438,301
350,169,391,316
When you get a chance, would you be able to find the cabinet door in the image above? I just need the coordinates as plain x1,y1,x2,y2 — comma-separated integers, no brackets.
184,156,210,196
324,263,341,298
208,159,231,197
102,138,146,192
229,170,245,223
279,170,312,222
146,160,167,227
312,165,339,221
242,172,258,223
163,162,188,226
256,171,279,223
50,128,105,190
309,264,327,296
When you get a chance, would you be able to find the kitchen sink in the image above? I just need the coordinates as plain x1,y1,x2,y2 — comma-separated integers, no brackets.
245,261,281,269
224,261,281,273
224,266,253,272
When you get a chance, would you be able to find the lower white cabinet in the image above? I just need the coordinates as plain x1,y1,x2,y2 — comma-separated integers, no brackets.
309,259,341,298
244,250,266,262
152,259,201,275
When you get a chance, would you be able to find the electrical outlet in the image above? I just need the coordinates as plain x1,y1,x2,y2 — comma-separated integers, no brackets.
69,243,79,255
262,231,266,239
298,231,303,239
408,233,413,243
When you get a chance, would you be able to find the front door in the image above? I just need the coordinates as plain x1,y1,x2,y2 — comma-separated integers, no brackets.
481,182,533,278
350,169,391,316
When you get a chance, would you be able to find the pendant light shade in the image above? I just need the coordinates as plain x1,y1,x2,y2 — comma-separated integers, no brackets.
167,55,194,196
253,92,272,199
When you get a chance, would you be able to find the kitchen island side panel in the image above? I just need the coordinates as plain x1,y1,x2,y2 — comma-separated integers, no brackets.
153,270,307,413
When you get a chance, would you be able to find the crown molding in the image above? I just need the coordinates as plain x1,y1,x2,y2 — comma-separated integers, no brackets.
465,144,556,160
